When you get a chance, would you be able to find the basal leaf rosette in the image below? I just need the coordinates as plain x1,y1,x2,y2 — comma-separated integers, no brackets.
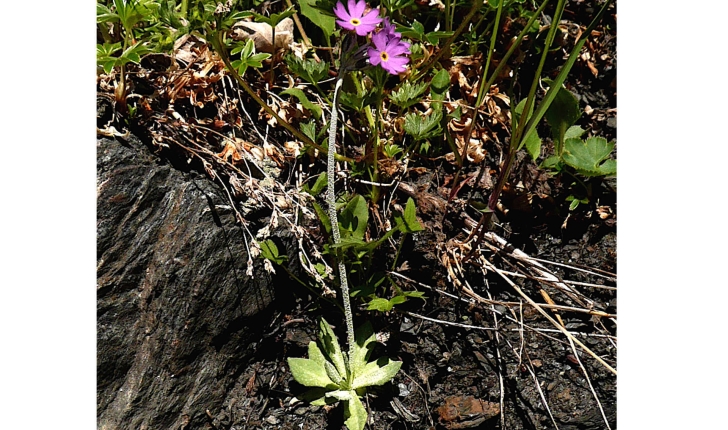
287,319,402,430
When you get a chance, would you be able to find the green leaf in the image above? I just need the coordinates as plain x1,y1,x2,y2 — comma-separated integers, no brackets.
102,59,118,75
287,357,337,388
119,41,150,65
324,360,344,384
390,80,428,110
544,81,582,155
402,290,426,300
301,387,338,405
366,297,394,312
562,136,617,177
318,318,348,380
514,98,542,158
281,88,323,119
312,201,332,235
301,120,317,142
298,0,335,36
402,197,424,233
350,322,376,377
285,54,329,84
344,394,368,430
565,125,586,140
425,31,454,45
430,68,450,100
303,173,328,196
389,295,407,306
540,155,562,171
308,341,327,368
231,39,271,76
404,110,442,141
251,6,296,27
523,128,542,160
97,3,119,23
352,357,402,389
260,239,287,264
339,195,368,240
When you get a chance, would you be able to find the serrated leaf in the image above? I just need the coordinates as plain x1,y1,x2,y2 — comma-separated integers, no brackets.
344,394,368,430
404,110,442,141
318,318,348,380
281,88,322,119
565,125,586,140
390,80,428,110
352,357,402,389
285,54,329,84
562,137,616,177
287,357,337,388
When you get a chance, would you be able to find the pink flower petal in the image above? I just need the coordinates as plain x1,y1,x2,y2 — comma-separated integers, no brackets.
386,41,410,56
354,22,377,36
348,0,365,18
337,19,356,31
333,1,349,21
372,31,389,51
367,47,382,66
360,9,383,26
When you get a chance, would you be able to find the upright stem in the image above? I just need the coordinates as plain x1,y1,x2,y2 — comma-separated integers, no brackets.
327,75,356,358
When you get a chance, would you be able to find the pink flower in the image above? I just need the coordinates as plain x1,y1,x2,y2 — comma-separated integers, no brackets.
367,28,410,75
333,0,383,36
381,17,400,41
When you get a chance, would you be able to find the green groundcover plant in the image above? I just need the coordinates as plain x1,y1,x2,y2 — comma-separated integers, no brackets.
97,1,616,428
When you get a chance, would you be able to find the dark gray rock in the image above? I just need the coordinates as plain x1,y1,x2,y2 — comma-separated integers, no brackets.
97,135,278,429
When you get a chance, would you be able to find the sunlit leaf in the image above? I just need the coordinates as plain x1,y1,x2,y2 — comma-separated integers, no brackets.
562,137,616,177
344,394,368,430
352,357,402,389
287,357,337,388
281,88,323,119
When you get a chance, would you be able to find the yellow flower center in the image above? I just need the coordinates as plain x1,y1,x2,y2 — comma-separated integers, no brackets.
380,52,389,62
350,18,361,26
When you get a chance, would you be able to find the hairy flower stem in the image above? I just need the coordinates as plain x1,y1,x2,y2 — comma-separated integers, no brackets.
327,75,356,359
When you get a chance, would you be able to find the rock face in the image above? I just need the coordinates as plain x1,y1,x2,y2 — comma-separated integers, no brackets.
97,135,277,429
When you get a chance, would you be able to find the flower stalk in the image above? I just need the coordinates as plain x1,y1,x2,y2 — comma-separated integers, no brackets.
326,74,356,355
